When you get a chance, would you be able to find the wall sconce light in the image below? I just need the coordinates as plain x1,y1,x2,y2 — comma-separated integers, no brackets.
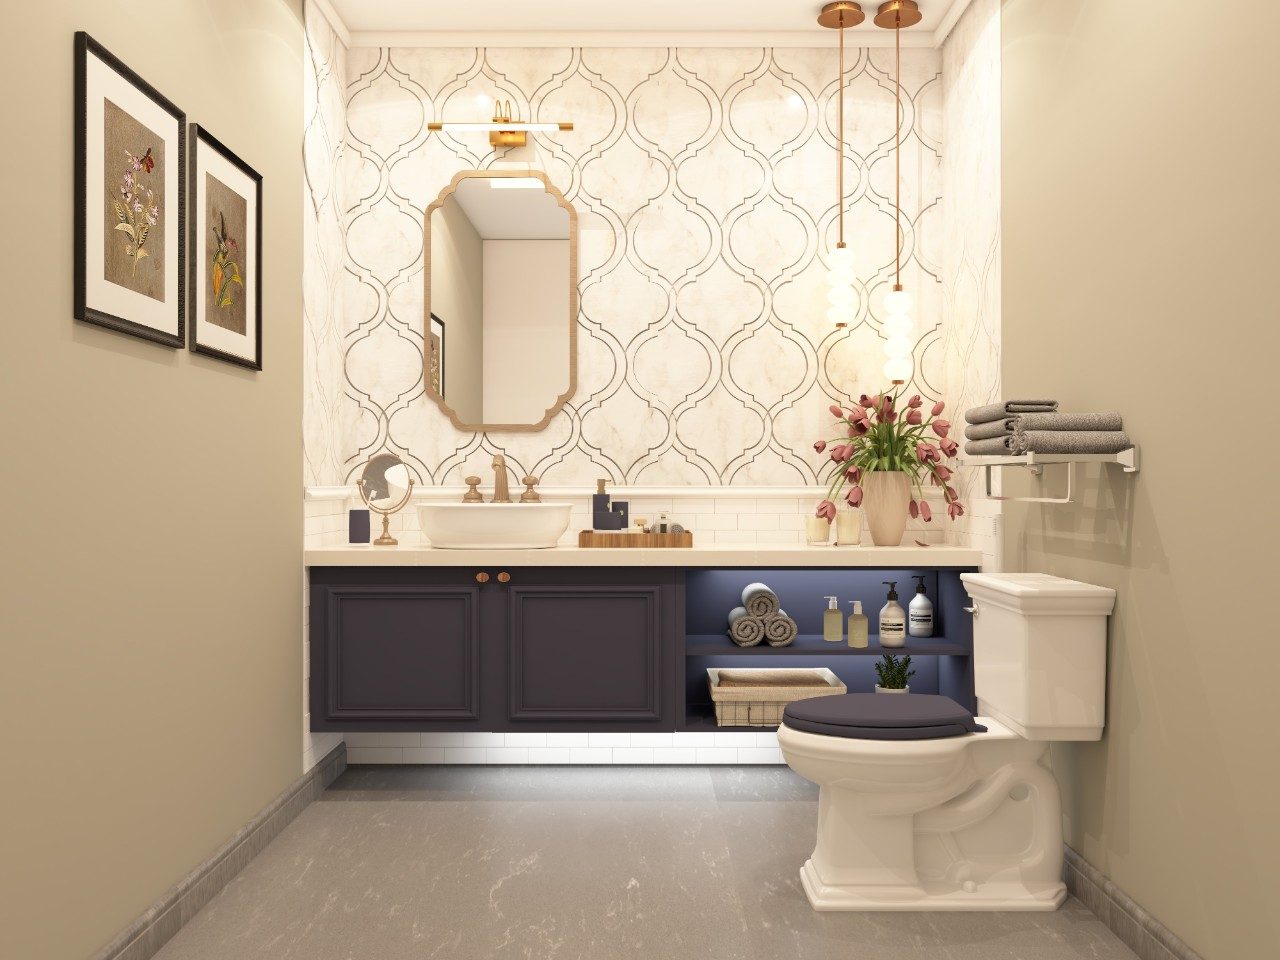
427,100,573,148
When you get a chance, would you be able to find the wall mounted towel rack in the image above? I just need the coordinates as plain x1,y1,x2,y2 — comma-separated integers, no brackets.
957,447,1139,505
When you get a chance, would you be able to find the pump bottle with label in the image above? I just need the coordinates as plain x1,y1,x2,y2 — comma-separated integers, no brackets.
879,581,906,648
908,575,934,638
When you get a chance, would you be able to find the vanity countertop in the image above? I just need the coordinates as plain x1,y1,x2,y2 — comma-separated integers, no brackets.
304,543,983,568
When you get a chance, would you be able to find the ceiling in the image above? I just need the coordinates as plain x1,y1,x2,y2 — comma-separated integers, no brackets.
320,0,971,48
449,179,570,241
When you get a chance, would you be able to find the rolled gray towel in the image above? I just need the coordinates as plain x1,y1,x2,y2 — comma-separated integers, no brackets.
763,611,798,647
741,582,779,618
964,436,1018,456
965,400,1059,425
1011,431,1133,455
965,419,1015,441
727,606,765,647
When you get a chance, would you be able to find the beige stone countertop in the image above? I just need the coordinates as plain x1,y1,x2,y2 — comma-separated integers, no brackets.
305,543,983,568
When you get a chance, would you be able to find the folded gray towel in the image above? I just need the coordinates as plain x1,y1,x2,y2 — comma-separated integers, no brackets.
728,607,765,647
1011,431,1133,455
741,582,779,618
967,411,1124,440
1013,412,1124,432
964,436,1018,456
965,419,1014,441
965,400,1059,424
764,611,798,648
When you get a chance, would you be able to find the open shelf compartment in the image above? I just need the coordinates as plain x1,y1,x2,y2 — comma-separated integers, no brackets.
678,566,978,730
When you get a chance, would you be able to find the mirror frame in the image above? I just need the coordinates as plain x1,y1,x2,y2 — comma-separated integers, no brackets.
423,170,578,433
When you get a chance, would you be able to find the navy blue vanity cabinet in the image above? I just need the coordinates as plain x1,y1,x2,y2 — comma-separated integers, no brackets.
309,567,678,732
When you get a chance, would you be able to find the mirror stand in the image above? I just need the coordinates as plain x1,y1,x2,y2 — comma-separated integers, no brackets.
357,477,415,546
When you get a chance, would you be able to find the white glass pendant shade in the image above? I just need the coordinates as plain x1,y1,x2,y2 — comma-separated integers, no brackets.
884,355,913,381
882,313,914,338
827,245,856,327
884,288,913,315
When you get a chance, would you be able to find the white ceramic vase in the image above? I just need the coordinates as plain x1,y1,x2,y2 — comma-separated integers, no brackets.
861,471,911,546
874,685,910,694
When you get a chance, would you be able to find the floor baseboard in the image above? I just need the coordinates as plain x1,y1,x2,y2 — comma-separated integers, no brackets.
1063,846,1206,960
89,743,347,960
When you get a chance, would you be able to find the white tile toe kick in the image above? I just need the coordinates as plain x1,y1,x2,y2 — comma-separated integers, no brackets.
343,731,785,765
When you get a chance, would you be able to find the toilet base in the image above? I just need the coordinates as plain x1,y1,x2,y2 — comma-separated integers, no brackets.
799,859,1067,912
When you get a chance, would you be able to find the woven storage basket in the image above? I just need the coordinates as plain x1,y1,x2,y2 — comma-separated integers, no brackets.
707,667,846,727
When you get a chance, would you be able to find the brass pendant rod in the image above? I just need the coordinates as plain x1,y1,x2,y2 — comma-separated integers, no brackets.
837,8,845,248
894,10,901,287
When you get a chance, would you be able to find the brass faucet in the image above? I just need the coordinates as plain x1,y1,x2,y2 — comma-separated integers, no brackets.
490,454,512,503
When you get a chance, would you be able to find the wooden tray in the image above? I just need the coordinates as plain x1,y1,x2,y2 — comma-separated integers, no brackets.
578,529,693,548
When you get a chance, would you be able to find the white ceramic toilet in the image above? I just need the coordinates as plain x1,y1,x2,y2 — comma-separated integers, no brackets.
778,572,1115,911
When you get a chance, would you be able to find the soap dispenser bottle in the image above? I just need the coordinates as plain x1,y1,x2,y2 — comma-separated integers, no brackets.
909,575,934,637
823,596,843,643
846,600,868,649
879,581,906,648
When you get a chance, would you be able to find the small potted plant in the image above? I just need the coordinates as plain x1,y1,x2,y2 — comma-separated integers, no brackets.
813,388,964,546
874,654,915,694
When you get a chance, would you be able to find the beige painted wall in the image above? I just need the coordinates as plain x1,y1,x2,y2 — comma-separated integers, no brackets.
1000,2,1279,957
0,2,305,958
430,197,484,425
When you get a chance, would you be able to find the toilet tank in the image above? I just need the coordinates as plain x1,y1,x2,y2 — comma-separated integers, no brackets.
960,573,1116,741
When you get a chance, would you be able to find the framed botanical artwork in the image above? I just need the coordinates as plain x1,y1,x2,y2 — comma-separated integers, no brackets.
429,313,446,399
74,32,186,346
190,125,263,369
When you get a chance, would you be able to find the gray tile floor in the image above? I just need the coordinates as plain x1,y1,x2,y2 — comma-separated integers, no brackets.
154,766,1138,960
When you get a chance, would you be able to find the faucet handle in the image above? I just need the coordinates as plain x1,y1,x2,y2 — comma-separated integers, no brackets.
462,476,484,503
520,475,541,503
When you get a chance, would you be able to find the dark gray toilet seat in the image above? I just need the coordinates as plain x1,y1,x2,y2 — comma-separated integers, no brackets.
782,693,987,740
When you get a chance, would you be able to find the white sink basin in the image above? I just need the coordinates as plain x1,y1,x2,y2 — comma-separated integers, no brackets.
417,502,573,549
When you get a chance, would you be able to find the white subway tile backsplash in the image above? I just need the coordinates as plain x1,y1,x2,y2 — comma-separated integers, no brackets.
587,733,631,747
737,513,779,531
695,748,738,764
627,733,674,747
713,530,757,544
543,732,590,747
347,747,404,764
710,732,759,748
527,748,571,763
443,748,489,764
402,747,446,764
611,748,654,764
486,747,531,764
652,748,698,764
502,733,548,747
345,731,421,748
673,732,716,748
569,748,613,764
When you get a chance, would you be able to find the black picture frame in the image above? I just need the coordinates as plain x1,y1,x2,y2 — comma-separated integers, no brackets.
189,124,264,371
74,31,186,347
430,313,446,399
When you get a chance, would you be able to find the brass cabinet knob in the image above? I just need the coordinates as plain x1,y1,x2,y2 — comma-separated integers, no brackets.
497,571,511,583
475,571,490,583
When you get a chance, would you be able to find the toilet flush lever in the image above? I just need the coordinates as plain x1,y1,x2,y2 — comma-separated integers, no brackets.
964,604,979,617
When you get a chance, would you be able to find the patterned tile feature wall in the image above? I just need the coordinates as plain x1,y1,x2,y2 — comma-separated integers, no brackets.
941,0,1003,566
329,45,944,488
302,4,347,771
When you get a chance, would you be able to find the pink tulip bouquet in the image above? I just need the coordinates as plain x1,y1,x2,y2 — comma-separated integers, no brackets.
813,387,965,524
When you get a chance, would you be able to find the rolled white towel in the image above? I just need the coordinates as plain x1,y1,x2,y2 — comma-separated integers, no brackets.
727,606,765,647
764,612,798,647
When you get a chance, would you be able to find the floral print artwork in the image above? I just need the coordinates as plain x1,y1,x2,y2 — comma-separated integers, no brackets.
203,172,248,335
102,99,165,302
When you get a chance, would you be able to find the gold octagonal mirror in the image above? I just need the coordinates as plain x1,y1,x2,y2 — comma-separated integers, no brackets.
423,170,578,432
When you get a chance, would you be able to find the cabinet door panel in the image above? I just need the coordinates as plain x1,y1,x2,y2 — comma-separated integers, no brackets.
327,585,480,721
509,586,661,721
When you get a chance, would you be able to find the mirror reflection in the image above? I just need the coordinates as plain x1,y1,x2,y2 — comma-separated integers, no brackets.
425,172,577,431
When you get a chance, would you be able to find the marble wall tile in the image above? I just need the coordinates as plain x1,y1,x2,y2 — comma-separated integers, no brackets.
311,45,952,486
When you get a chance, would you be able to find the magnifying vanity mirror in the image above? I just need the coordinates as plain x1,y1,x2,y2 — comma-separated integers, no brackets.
424,171,577,432
356,453,415,546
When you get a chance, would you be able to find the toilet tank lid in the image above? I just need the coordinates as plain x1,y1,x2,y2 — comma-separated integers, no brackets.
960,572,1116,614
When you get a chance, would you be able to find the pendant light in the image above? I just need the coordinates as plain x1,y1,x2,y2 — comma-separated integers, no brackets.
818,3,864,329
875,0,922,383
